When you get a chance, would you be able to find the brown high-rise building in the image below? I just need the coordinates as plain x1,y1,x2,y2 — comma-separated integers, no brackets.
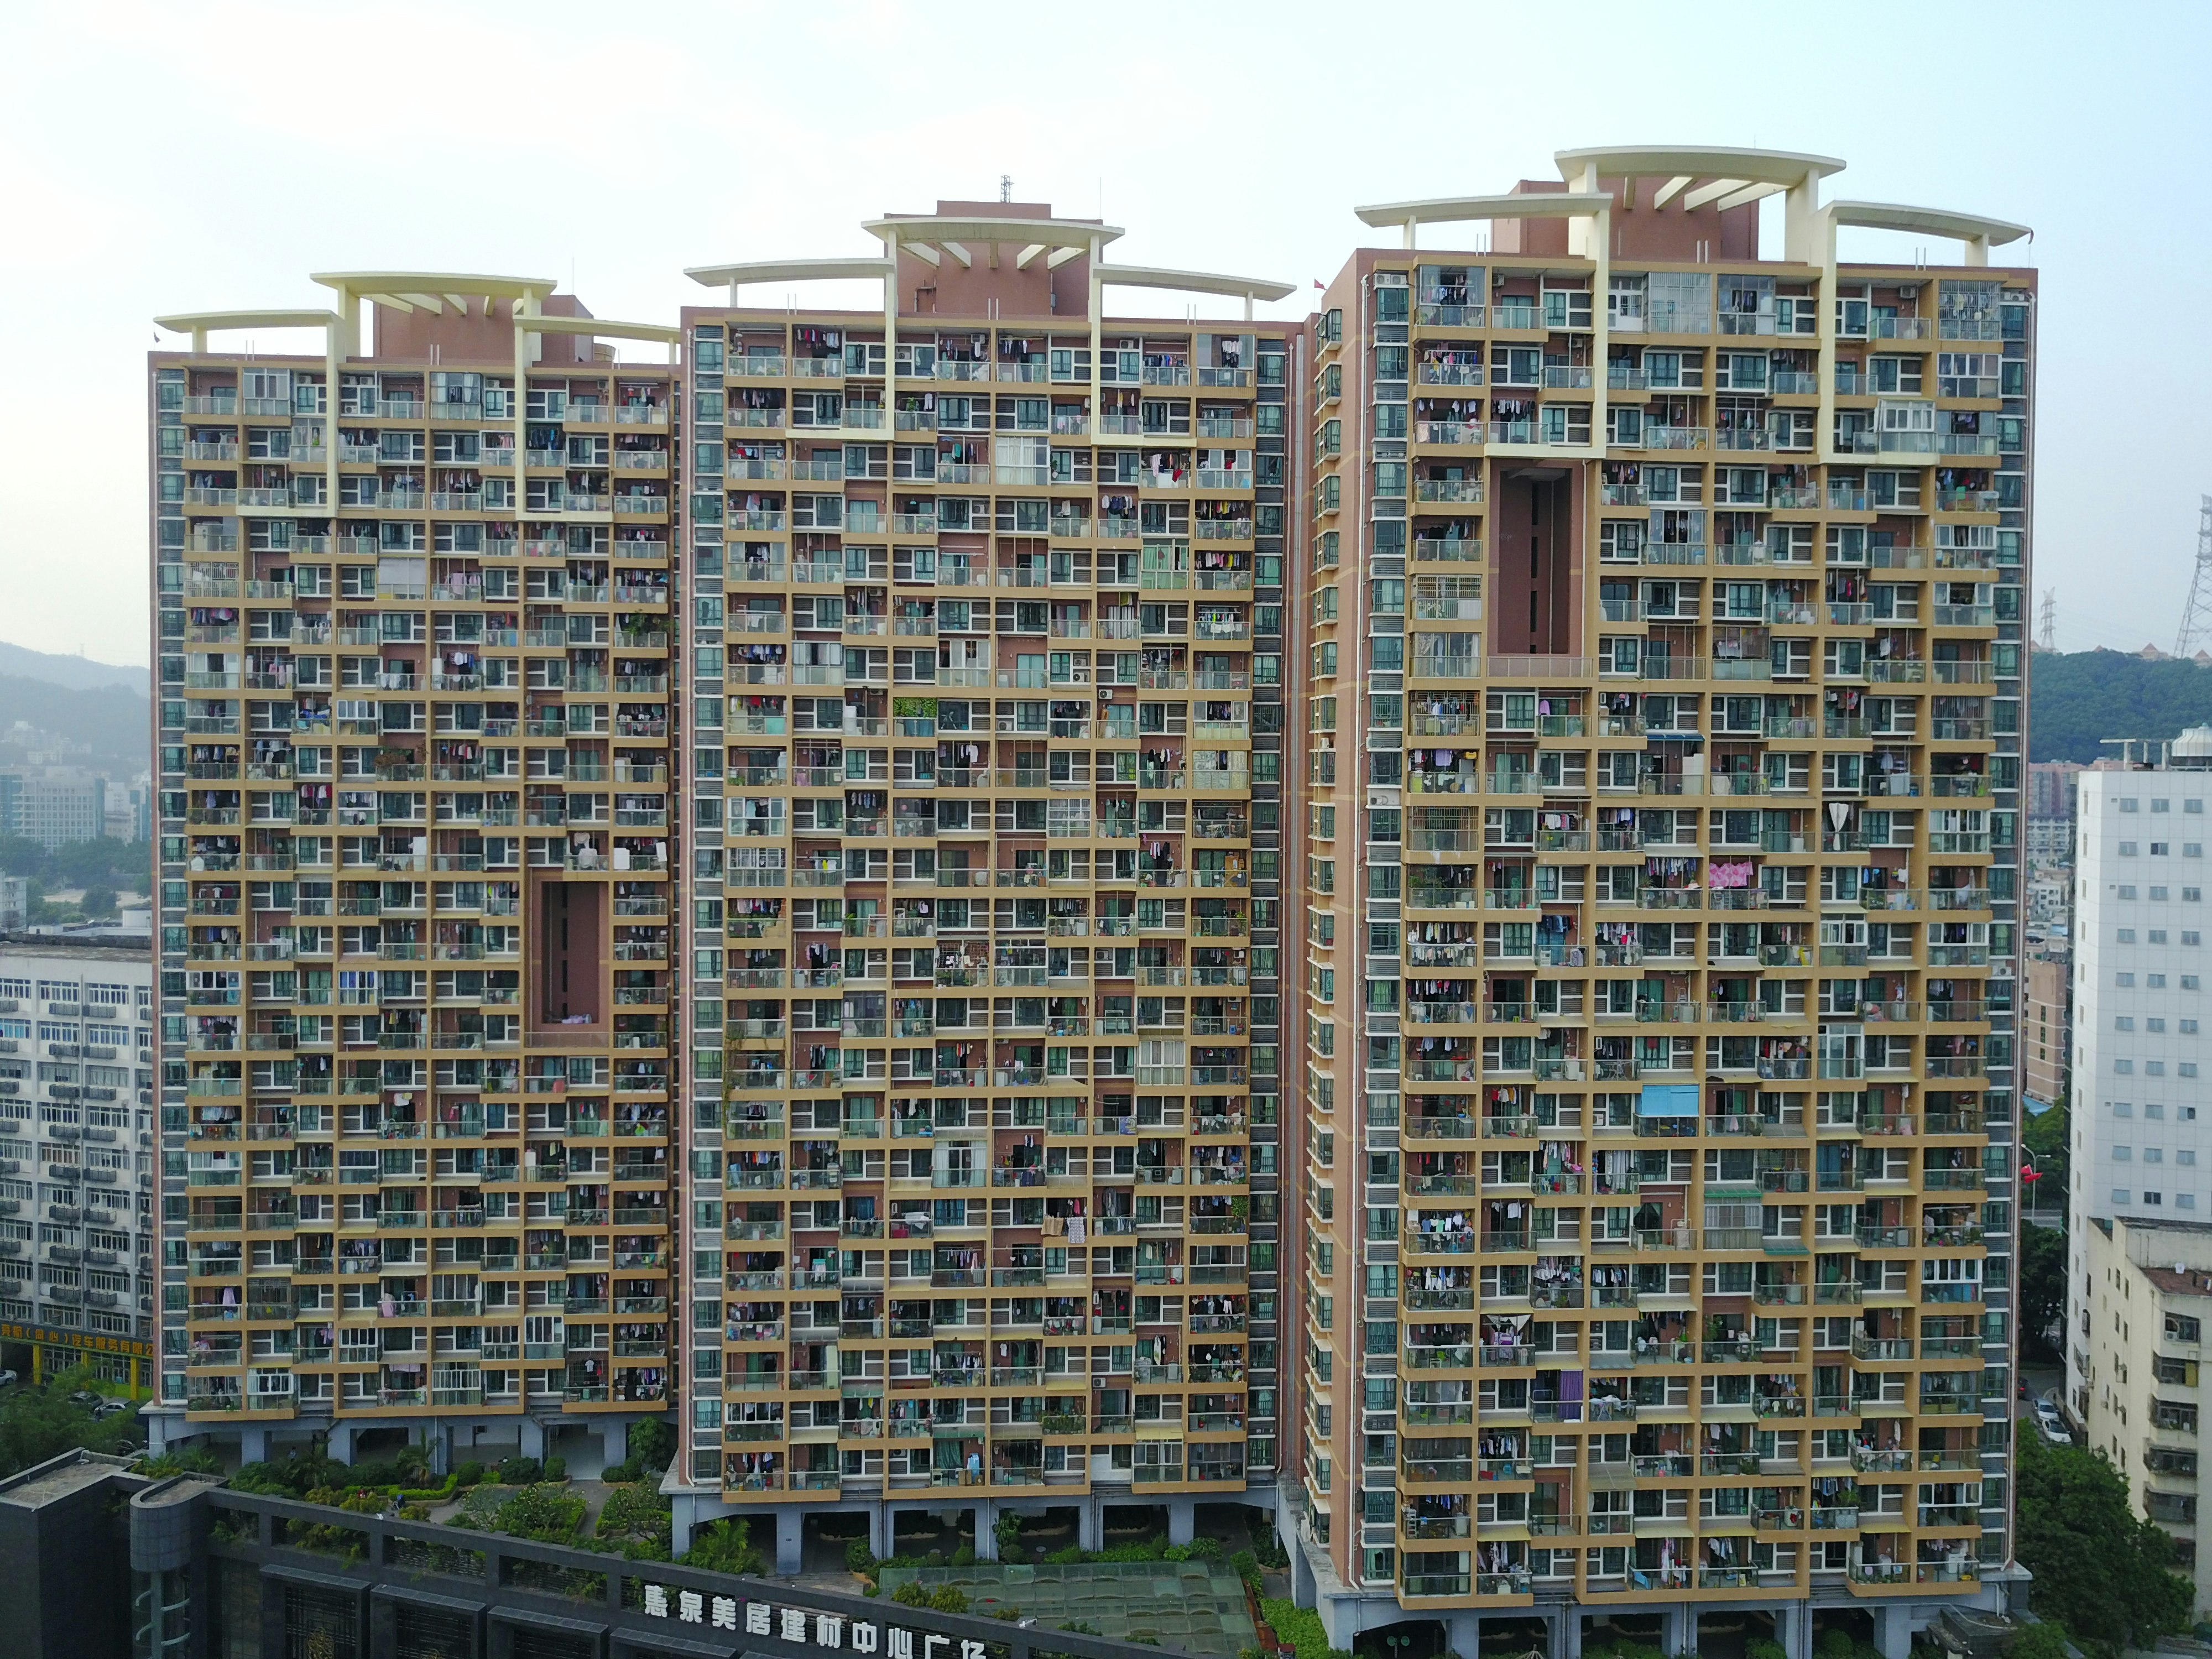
665,203,1290,1565
147,276,680,1467
1285,148,2033,1655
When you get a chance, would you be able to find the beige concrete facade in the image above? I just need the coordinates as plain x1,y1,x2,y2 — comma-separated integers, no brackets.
1285,150,2030,1655
148,283,678,1467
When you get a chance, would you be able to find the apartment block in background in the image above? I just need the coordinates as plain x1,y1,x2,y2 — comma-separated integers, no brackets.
146,277,680,1468
2065,732,2212,1426
1287,147,2032,1655
0,931,156,1390
668,202,1287,1566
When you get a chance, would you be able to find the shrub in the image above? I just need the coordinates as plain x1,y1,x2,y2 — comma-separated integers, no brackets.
1046,1545,1087,1565
846,1540,879,1575
541,1455,567,1482
892,1582,933,1609
952,1543,976,1567
493,1483,586,1545
990,1606,1024,1622
1061,1621,1102,1636
1260,1599,1352,1659
684,1519,762,1576
1233,1550,1260,1588
454,1461,487,1488
497,1455,541,1485
1748,1640,1788,1659
928,1586,969,1615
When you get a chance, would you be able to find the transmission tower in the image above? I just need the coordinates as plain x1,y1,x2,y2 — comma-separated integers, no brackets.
2177,495,2212,655
2037,589,2056,651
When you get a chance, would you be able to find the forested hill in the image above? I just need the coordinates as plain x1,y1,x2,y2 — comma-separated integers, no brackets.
2030,649,2212,763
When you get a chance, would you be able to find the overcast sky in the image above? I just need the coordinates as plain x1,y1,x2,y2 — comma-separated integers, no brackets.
2,0,2201,665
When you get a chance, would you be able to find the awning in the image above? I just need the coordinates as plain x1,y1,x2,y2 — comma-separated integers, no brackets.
1639,1084,1700,1119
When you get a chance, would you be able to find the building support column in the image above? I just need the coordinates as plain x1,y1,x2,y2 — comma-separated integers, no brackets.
1167,1496,1196,1546
1077,1498,1102,1551
1288,1536,1318,1609
975,1501,999,1561
774,1507,803,1575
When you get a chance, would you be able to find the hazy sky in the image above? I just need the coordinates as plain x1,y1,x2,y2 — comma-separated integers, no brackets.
2,0,2202,664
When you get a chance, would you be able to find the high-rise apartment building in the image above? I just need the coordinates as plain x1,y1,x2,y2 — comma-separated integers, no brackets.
141,146,2037,1650
1288,148,2032,1655
2064,732,2212,1425
147,277,680,1465
667,202,1288,1564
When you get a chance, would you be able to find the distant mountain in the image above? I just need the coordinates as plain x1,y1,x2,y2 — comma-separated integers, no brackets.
2030,649,2212,764
0,675,149,770
0,641,147,695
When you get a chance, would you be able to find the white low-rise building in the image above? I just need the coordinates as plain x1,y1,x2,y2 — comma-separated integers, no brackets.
0,929,155,1391
2079,1213,2212,1604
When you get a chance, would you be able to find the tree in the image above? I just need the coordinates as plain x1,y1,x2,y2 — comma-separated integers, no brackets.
2023,1098,2070,1218
2020,1224,2067,1358
0,1366,139,1478
2016,1432,2192,1658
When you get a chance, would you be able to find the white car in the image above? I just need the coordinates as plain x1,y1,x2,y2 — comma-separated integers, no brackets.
2036,1410,2069,1444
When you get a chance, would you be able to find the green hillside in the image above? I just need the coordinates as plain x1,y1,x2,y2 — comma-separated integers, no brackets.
0,674,150,769
2029,649,2212,764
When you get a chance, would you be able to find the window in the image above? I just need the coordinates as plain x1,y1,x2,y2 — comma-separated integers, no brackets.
2154,843,2172,856
2150,1019,2168,1032
2190,845,2206,859
2115,1146,2133,1161
2147,1147,2166,1163
2190,932,2204,946
2114,1188,2132,1204
2157,800,2175,813
2121,842,2140,856
2182,1194,2199,1210
2114,1101,2133,1117
2183,1151,2199,1167
2121,798,2141,813
2147,1192,2166,1206
2119,885,2140,899
2187,977,2203,990
2119,929,2138,943
2118,972,2138,986
2184,1020,2200,1034
2192,800,2206,814
2188,889,2203,902
2152,974,2169,988
2116,1059,2135,1073
2154,888,2172,901
2152,930,2171,944
2116,1016,2136,1031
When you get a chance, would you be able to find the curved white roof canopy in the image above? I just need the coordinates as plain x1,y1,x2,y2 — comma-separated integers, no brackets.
155,309,342,352
685,258,898,307
1355,191,1612,251
1827,200,2032,265
1095,263,1295,319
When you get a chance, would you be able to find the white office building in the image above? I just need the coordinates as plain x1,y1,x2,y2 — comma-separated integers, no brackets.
2066,730,2212,1422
